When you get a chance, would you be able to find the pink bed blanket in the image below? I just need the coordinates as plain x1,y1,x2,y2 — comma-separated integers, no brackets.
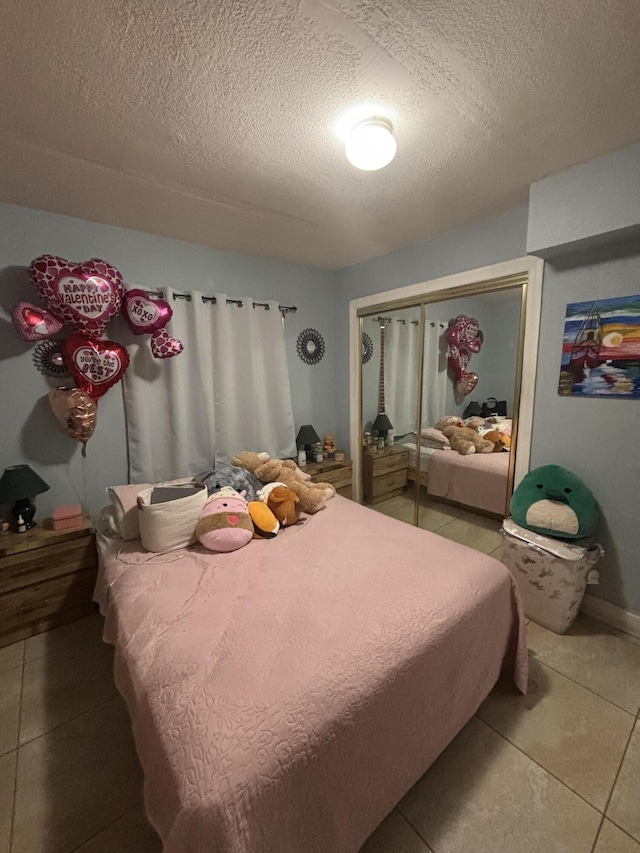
427,450,510,515
97,496,527,853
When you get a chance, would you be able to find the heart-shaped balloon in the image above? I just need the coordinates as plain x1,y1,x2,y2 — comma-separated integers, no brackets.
12,301,63,341
48,386,98,457
151,327,184,359
62,333,130,399
28,255,124,337
123,288,173,335
448,344,469,379
457,372,479,397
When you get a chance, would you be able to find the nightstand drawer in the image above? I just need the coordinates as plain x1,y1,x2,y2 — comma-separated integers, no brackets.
320,466,352,491
0,536,97,594
371,469,407,499
0,567,97,641
371,452,408,476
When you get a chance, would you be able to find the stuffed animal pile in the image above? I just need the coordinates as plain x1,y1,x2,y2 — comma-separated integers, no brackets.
190,451,336,554
435,416,494,455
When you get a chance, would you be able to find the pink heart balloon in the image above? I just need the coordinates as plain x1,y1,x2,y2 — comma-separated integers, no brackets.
62,333,130,399
123,289,173,335
151,328,184,359
28,255,124,337
11,300,63,341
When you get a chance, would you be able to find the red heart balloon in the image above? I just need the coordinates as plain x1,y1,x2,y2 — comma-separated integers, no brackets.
448,344,469,379
28,255,124,337
62,333,130,399
123,288,173,335
151,327,184,359
11,301,63,341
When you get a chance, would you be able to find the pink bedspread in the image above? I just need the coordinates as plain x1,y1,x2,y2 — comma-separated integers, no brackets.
97,496,527,853
427,450,510,515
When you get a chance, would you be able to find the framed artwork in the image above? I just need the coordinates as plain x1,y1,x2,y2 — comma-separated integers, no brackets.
558,294,640,398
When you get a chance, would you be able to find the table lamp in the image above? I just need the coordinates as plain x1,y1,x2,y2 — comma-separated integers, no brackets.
0,465,50,530
296,424,321,465
372,412,393,443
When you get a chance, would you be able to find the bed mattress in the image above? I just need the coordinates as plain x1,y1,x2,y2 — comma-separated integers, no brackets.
427,451,510,516
96,495,527,853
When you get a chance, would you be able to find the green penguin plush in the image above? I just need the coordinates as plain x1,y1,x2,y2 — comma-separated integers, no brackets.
510,465,598,540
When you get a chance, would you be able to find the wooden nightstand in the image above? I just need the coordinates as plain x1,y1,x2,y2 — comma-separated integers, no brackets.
363,446,409,504
304,458,353,499
0,517,98,648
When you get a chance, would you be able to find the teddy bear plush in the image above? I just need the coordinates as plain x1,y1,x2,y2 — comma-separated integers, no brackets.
232,451,335,514
435,416,493,455
483,429,511,452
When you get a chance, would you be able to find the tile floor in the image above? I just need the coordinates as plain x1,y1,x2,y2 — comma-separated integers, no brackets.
1,511,640,852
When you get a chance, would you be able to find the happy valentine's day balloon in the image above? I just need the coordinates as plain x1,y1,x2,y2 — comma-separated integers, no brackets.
28,255,124,337
151,327,184,359
123,288,173,335
48,387,98,457
11,301,62,341
62,333,130,399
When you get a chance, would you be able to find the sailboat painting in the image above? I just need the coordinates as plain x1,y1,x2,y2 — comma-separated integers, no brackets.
558,295,640,398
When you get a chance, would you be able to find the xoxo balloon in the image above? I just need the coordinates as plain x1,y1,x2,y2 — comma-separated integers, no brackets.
62,333,129,400
123,289,173,335
48,386,98,457
11,301,62,341
28,255,124,337
151,328,184,359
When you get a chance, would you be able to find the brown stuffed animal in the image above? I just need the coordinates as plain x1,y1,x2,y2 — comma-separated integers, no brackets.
256,482,301,527
232,451,334,514
436,416,493,455
483,429,511,452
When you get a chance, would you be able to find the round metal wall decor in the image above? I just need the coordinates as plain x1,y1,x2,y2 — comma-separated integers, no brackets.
362,332,374,364
33,340,69,377
296,328,325,365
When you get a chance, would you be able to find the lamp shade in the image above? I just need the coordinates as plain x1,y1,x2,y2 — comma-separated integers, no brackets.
296,425,321,447
372,413,393,433
0,465,50,503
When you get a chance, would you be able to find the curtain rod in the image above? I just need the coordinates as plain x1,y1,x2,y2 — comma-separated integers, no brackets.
144,289,297,314
373,316,446,327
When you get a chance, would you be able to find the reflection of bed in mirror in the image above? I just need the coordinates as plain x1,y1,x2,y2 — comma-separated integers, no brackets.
402,432,511,517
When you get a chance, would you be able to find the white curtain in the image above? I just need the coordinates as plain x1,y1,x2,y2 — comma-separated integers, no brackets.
421,321,448,428
123,289,296,483
384,321,421,436
384,320,448,437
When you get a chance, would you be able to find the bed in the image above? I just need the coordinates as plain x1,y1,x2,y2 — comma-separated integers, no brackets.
426,449,510,516
95,495,527,853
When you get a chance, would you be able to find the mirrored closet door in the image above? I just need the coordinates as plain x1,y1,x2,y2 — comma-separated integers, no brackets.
358,275,526,530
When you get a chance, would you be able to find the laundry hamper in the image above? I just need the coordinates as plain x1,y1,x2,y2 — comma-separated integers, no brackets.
500,518,603,634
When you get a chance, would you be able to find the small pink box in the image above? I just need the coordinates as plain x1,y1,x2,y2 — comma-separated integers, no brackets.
51,504,84,531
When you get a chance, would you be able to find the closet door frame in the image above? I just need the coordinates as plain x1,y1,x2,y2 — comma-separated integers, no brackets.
349,256,544,504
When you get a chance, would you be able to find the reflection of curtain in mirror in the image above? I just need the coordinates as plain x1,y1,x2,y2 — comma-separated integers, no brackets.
384,321,421,436
422,321,448,427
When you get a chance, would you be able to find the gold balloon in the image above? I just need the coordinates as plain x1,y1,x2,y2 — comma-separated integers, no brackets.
48,387,97,457
457,372,479,397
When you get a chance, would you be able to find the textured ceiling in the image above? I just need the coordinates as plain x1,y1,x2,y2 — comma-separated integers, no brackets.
1,0,640,269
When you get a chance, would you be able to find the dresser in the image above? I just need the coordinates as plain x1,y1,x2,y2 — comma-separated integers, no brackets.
0,517,98,648
304,458,353,499
363,446,409,504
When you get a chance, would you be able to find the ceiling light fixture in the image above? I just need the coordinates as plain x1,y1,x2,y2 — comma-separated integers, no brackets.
345,116,397,171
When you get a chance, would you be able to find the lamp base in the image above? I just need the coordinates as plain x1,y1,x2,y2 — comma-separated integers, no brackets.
12,498,37,531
